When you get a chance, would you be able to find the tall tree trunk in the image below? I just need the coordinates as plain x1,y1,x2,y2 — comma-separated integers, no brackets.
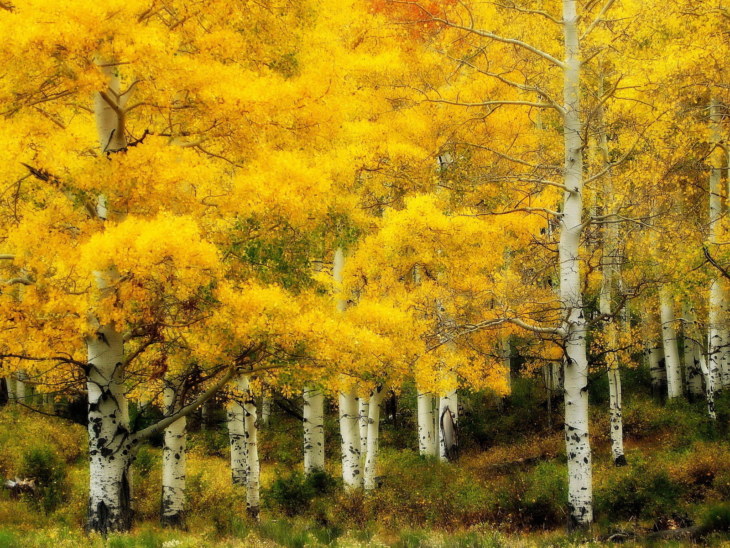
86,326,133,534
597,79,626,466
338,389,362,489
241,375,260,519
683,303,705,400
161,382,187,528
417,390,437,456
14,372,26,403
708,99,727,395
333,246,362,488
363,386,387,491
660,289,683,400
358,396,369,458
560,0,592,528
686,305,717,419
6,376,16,403
438,388,458,462
260,395,272,427
227,393,247,486
303,384,325,474
86,64,133,534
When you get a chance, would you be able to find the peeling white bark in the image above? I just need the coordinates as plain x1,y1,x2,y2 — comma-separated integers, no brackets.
6,376,16,403
240,375,260,519
86,64,133,534
227,394,247,486
86,326,132,534
683,304,704,398
161,382,186,528
303,385,325,474
417,390,437,456
363,386,387,491
708,99,726,397
338,389,362,489
333,247,361,488
438,389,458,462
358,397,369,458
560,0,592,527
660,289,683,400
260,395,272,427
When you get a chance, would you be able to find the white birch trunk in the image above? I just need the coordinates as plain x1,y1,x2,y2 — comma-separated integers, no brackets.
338,389,362,489
333,247,362,488
686,306,717,418
14,373,26,403
240,375,260,519
417,390,437,456
6,376,16,403
683,304,705,398
86,326,133,534
660,289,683,399
438,389,458,462
708,98,726,396
227,395,247,486
86,65,133,534
161,383,186,528
260,395,272,427
303,385,325,474
647,343,666,397
598,156,625,465
560,0,592,526
501,337,512,395
358,397,369,458
363,386,387,491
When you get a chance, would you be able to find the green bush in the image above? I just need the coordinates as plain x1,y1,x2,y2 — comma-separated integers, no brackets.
265,470,337,517
701,503,730,533
518,461,568,528
595,460,683,521
19,446,68,512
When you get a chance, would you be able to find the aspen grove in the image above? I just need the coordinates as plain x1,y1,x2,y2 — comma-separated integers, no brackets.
1,0,730,544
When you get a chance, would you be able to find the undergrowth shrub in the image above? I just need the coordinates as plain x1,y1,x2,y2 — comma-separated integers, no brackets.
515,461,568,528
701,503,730,533
0,407,85,478
20,446,68,512
265,470,336,517
595,458,683,521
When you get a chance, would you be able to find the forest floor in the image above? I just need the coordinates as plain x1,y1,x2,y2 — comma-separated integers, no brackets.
2,379,730,547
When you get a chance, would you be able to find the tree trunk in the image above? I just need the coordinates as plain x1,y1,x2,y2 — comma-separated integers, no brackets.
358,396,369,459
260,395,272,427
686,305,717,419
438,389,458,462
161,382,187,528
303,384,325,474
14,372,26,403
417,390,437,456
338,389,362,489
660,289,683,400
560,0,592,527
363,386,387,491
86,326,133,534
683,304,705,399
6,376,16,403
241,375,260,519
227,394,247,486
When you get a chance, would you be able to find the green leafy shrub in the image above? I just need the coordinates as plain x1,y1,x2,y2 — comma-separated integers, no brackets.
595,459,683,521
701,503,730,533
518,462,568,528
265,470,337,517
20,446,68,512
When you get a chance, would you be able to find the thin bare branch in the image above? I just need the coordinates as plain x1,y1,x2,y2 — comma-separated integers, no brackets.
390,1,566,68
581,0,617,39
